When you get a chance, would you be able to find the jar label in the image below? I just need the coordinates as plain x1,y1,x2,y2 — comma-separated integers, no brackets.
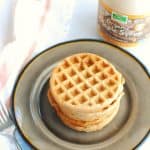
98,0,150,45
112,12,128,24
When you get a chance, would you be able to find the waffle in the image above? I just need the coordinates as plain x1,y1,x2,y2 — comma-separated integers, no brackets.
59,104,120,132
48,53,125,132
48,90,120,132
62,94,123,121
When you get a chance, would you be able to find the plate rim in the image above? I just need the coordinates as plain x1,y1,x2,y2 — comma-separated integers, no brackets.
11,39,150,150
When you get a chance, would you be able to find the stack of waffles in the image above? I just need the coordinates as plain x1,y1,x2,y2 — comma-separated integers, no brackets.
48,53,125,132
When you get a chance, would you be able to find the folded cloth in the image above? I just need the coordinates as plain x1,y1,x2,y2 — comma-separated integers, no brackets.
0,0,74,150
0,0,74,149
0,0,75,108
0,134,18,150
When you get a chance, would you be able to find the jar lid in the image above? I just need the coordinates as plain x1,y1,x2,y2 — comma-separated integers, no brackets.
103,0,150,16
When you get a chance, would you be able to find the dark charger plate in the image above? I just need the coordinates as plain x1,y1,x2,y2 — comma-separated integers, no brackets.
12,40,150,150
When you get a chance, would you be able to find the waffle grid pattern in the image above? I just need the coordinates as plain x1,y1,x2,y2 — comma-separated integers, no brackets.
51,53,122,108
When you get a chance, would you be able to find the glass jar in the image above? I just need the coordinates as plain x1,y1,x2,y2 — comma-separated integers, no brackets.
98,0,150,47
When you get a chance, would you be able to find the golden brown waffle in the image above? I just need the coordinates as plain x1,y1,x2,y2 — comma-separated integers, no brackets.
48,89,122,121
59,92,123,121
48,53,125,132
60,104,120,132
50,53,124,113
48,90,120,132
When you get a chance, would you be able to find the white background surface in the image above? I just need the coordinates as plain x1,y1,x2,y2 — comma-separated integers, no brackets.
0,0,149,149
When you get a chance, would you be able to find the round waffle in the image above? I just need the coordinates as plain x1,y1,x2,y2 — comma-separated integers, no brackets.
59,104,120,132
59,92,124,121
50,53,124,112
48,90,120,132
48,89,123,121
48,53,125,132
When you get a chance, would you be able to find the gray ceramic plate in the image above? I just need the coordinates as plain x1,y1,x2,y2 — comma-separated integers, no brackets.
12,40,150,150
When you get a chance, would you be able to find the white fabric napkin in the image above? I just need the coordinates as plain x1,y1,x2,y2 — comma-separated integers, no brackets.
0,0,75,107
0,0,75,149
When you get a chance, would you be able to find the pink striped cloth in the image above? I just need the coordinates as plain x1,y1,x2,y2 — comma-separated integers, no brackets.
0,0,75,110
